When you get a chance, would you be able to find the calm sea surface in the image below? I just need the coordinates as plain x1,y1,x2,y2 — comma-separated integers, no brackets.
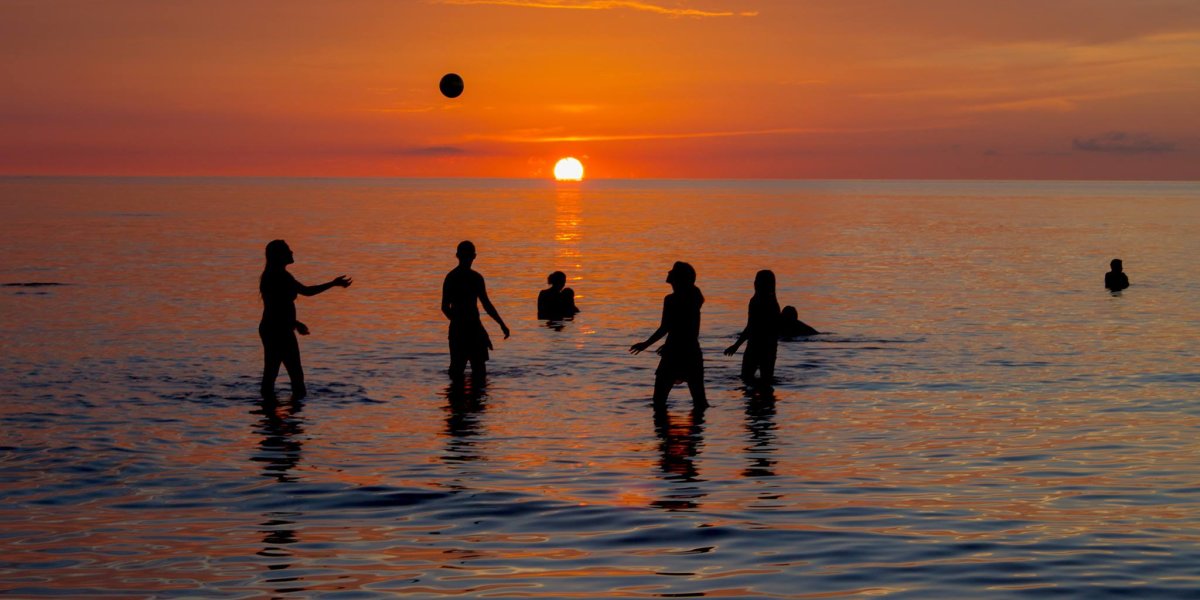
2,177,1199,598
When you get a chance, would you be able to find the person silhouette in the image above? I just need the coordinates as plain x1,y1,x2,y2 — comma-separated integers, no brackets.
780,305,819,338
442,240,510,379
258,240,351,399
630,261,708,407
1105,258,1130,291
724,270,781,382
537,271,580,321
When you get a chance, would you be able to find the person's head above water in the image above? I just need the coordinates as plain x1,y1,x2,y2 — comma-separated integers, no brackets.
1110,258,1123,272
547,271,567,289
265,239,293,268
456,240,476,265
754,269,776,296
666,261,698,293
781,305,798,321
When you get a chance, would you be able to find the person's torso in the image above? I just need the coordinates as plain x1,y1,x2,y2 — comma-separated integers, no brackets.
664,292,702,348
445,268,483,321
260,270,298,327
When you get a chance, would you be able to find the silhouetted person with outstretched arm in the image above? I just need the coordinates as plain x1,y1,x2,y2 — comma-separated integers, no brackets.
259,239,351,399
442,240,510,379
630,261,708,407
725,269,781,382
780,305,819,338
1105,258,1130,291
537,271,580,321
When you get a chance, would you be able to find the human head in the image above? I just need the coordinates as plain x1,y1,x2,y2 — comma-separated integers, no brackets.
547,271,567,288
1110,258,1123,272
754,269,776,296
666,261,697,289
265,239,293,267
456,240,476,265
781,305,798,321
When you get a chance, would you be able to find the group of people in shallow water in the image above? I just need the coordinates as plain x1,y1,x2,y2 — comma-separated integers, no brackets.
259,239,1131,402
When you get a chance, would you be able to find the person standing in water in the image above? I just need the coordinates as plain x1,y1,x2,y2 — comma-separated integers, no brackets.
258,239,352,399
537,270,580,320
724,269,781,383
442,240,510,379
630,261,708,407
1105,258,1130,291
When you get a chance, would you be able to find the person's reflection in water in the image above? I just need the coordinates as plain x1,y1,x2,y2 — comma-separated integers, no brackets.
741,386,779,478
251,396,306,591
651,402,707,511
442,377,488,467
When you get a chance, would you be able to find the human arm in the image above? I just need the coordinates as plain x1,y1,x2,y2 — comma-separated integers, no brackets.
479,279,510,339
441,275,453,320
724,303,752,356
630,297,669,354
298,275,352,297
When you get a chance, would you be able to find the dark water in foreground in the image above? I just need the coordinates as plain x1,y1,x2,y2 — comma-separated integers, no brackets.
2,177,1199,597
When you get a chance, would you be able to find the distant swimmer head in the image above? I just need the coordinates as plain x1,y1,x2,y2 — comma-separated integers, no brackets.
1110,258,1123,272
265,239,293,267
548,270,567,288
754,269,776,295
456,240,476,261
666,261,697,289
781,305,799,321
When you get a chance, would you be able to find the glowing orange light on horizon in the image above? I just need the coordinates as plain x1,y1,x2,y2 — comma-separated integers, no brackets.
553,157,584,181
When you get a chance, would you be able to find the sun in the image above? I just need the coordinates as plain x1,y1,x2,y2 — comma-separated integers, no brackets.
553,157,584,181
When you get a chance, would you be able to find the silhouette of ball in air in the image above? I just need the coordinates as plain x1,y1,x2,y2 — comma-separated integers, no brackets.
439,73,464,98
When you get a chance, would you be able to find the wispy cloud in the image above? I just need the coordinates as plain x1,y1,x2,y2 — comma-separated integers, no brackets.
392,146,470,156
1073,132,1178,154
961,97,1078,113
475,123,949,143
435,0,756,18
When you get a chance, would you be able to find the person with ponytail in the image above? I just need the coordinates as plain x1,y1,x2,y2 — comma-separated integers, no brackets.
259,240,352,399
630,261,708,407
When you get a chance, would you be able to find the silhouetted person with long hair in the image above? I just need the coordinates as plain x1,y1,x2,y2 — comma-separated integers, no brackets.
1106,258,1129,291
724,269,781,382
630,261,707,407
780,305,820,338
258,240,351,399
442,240,510,379
537,271,580,321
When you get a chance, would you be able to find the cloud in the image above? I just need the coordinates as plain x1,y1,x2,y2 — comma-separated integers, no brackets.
392,146,469,156
435,0,756,18
475,123,956,143
1072,132,1178,154
961,97,1078,113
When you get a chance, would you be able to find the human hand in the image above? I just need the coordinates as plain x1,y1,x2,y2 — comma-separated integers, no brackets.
724,343,739,356
333,275,352,288
501,324,511,339
630,341,649,354
295,321,310,335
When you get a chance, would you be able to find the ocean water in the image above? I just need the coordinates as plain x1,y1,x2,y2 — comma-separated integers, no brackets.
1,177,1199,598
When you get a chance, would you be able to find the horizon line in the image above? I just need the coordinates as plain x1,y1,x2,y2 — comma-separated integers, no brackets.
1,174,1197,184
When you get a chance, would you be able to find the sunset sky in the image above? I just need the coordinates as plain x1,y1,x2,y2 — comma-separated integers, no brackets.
2,0,1198,180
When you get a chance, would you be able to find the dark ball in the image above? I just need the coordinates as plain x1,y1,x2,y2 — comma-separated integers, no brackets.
439,73,464,98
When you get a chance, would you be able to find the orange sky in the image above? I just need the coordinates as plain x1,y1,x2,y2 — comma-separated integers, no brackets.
2,0,1198,179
